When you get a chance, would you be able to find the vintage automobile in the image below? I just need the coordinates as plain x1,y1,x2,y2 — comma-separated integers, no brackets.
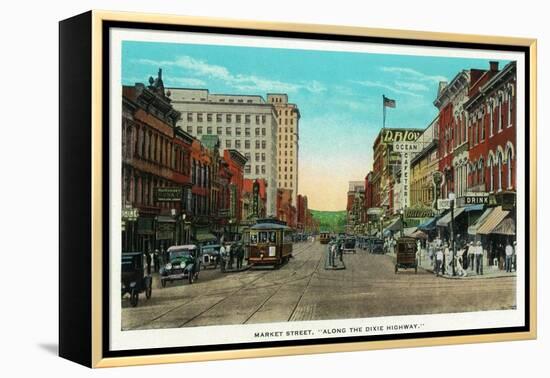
368,238,385,254
160,245,201,287
395,236,418,273
199,244,221,269
121,252,152,307
342,237,357,254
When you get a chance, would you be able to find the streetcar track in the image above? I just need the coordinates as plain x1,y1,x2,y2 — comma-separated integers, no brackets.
177,241,318,327
287,249,324,322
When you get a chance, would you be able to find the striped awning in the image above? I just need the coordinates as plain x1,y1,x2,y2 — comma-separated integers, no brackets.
491,216,516,235
436,207,466,227
477,206,510,235
468,208,493,235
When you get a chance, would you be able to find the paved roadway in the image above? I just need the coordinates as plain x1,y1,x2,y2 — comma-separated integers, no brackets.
121,240,516,330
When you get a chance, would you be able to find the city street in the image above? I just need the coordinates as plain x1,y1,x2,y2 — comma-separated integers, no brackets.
122,240,516,330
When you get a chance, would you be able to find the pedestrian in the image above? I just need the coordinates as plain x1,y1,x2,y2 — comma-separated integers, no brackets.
435,247,444,276
475,241,484,275
513,241,517,271
153,249,160,273
219,243,227,272
444,243,451,276
236,243,244,269
328,243,334,267
145,250,152,275
505,241,514,272
467,242,475,271
338,242,344,262
228,242,234,270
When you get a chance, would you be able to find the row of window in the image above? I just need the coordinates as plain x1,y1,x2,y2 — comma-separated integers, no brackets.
243,152,266,162
278,149,294,157
123,122,190,175
186,113,267,124
187,125,268,138
278,174,294,180
279,134,296,142
223,139,268,150
278,165,294,172
243,165,267,175
279,181,294,188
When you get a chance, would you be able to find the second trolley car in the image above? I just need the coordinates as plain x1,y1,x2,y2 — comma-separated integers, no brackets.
246,220,293,268
319,231,331,244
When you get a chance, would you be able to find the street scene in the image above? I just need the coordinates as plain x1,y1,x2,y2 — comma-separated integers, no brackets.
120,40,518,329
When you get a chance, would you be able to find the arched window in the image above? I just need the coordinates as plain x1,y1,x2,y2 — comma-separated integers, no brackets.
508,90,514,128
489,100,494,137
498,95,503,132
507,148,513,189
497,152,503,191
488,155,494,192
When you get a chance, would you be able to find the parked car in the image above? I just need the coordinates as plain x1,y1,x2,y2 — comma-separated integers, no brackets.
160,245,201,287
369,238,385,254
121,252,152,307
200,244,221,269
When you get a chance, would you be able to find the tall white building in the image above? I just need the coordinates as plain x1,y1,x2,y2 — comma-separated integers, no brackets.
168,88,279,216
266,94,300,206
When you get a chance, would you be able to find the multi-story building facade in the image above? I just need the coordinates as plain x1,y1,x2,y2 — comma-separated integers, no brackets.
267,94,300,205
276,188,297,228
410,117,439,208
434,66,490,199
121,71,190,252
242,178,267,221
223,149,248,224
346,181,366,233
168,88,279,216
296,194,308,232
465,61,516,194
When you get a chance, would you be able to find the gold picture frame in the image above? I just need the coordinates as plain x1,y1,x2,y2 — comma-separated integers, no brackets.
59,10,537,368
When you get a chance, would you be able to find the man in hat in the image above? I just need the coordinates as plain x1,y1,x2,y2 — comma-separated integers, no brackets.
467,242,475,271
505,241,514,272
475,241,484,275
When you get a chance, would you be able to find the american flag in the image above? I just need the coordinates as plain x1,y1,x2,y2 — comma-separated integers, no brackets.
383,95,396,108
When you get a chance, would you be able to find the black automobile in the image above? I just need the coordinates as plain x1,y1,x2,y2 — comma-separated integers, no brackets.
369,238,385,254
160,245,201,287
121,252,152,307
200,244,221,269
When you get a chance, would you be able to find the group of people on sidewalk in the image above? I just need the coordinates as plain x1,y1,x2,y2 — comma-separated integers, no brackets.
427,236,516,277
219,242,245,272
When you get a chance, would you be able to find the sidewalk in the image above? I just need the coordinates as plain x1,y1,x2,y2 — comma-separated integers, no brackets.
414,251,517,280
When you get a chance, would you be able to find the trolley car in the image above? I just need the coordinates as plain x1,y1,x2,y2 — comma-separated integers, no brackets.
246,219,293,268
319,231,331,244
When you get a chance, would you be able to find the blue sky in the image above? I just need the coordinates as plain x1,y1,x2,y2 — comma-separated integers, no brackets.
121,41,507,210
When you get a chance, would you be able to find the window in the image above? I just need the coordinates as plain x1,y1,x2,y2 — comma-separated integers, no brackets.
207,126,212,135
229,99,234,103
497,152,503,191
197,126,203,135
226,114,231,123
285,119,288,125
255,165,260,174
244,152,250,160
236,115,241,123
261,115,266,124
255,152,260,161
488,156,494,192
236,127,241,136
207,113,212,122
255,140,260,149
217,127,222,135
245,128,250,137
197,113,203,122
498,97,503,132
187,126,193,133
255,115,260,124
247,99,253,104
262,128,266,136
245,165,251,174
489,101,494,137
235,140,241,149
245,115,251,124
226,140,231,148
238,99,243,103
261,165,266,174
255,128,260,136
507,149,513,188
245,140,250,149
187,113,193,122
226,127,231,136
216,114,222,122
508,92,514,127
261,153,265,162
261,141,266,149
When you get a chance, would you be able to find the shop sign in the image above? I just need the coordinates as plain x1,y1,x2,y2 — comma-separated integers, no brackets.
461,193,489,205
437,199,452,210
382,129,422,144
155,187,183,202
122,206,139,220
156,221,175,240
393,142,422,153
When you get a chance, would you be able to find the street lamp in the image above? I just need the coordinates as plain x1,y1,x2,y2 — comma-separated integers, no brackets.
380,214,385,239
399,208,405,238
448,191,456,276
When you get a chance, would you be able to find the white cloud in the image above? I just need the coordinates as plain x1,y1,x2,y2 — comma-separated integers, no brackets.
396,81,429,92
380,66,448,83
167,77,207,87
352,80,422,98
134,56,324,94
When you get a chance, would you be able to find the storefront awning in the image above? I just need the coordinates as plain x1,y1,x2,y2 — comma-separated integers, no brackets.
477,206,510,235
464,204,485,212
411,230,428,239
489,215,515,236
403,227,417,237
436,207,466,227
385,218,402,232
468,208,493,235
194,231,218,243
156,215,176,223
417,217,438,232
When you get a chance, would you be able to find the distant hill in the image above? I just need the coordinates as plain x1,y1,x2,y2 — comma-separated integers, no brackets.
311,210,346,233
